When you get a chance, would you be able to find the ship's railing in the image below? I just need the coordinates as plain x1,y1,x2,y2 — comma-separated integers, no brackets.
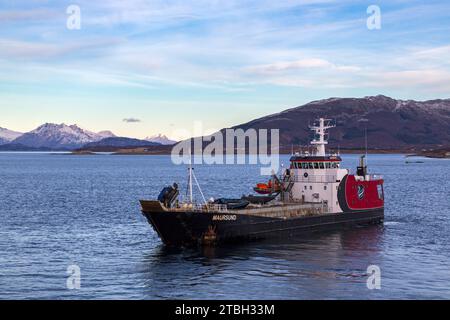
293,175,338,183
354,174,384,181
171,201,332,216
294,174,383,183
174,203,229,213
204,204,229,212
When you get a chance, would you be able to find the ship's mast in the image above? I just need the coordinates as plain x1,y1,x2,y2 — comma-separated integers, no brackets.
187,149,193,203
309,118,335,156
188,162,193,203
186,149,207,205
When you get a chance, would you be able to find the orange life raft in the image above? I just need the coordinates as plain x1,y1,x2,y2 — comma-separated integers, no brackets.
253,180,280,195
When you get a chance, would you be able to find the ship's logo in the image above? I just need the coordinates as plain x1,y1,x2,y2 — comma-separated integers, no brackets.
357,185,365,200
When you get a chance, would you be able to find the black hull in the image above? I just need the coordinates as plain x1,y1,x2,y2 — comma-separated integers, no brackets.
141,205,384,247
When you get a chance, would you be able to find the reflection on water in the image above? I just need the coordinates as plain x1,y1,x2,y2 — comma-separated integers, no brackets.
139,226,386,299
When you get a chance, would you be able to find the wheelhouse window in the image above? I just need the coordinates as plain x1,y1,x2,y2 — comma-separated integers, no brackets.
295,161,340,169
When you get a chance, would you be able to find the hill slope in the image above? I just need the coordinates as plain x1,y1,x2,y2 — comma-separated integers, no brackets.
0,127,23,145
232,95,450,149
79,137,161,152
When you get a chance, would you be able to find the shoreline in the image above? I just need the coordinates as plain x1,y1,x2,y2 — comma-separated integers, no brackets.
73,144,450,158
2,148,448,159
67,148,449,158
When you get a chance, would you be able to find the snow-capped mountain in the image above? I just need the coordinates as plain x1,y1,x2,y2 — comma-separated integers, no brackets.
0,127,23,145
145,134,177,145
11,123,117,150
97,130,116,139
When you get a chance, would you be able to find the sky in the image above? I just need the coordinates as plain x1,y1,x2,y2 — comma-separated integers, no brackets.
0,0,449,139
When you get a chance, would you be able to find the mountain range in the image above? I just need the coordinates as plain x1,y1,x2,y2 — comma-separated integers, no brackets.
0,123,177,150
0,127,23,145
230,95,450,149
1,95,449,152
144,134,177,145
11,123,117,150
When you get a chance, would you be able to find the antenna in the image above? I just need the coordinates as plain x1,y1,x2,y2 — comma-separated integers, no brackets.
187,149,193,203
365,124,368,166
309,118,335,156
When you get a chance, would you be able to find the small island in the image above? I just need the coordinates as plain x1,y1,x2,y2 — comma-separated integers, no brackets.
413,148,450,159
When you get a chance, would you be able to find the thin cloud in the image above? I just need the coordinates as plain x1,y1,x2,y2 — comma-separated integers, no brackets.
0,38,125,60
0,8,59,23
243,58,360,75
123,118,141,123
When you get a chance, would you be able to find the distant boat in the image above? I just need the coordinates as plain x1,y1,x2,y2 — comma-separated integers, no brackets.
404,155,425,164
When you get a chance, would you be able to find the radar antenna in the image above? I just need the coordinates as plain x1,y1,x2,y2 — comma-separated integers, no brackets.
309,118,335,156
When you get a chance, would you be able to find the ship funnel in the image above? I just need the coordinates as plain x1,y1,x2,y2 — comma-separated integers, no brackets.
357,155,368,177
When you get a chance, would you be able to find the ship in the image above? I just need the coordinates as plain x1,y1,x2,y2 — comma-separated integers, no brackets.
140,118,384,246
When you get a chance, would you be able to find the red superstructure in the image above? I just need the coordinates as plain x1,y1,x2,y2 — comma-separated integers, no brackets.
340,174,384,212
